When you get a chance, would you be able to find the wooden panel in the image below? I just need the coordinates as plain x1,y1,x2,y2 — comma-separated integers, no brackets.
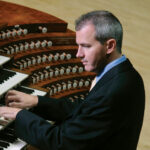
0,1,67,32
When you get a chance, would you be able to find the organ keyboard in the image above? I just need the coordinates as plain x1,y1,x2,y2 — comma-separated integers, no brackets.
0,86,47,150
0,123,27,150
0,85,47,130
0,1,95,150
0,69,29,96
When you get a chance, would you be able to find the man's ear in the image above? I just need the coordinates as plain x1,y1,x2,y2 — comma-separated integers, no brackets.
106,39,116,54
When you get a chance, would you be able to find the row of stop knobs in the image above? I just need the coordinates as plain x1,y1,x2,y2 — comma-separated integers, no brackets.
31,65,84,84
0,26,48,40
13,52,72,70
0,40,53,55
46,78,91,96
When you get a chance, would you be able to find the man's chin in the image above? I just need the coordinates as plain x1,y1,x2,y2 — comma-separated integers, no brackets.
84,66,94,72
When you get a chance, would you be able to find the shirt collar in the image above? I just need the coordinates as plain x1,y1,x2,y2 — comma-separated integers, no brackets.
96,55,127,82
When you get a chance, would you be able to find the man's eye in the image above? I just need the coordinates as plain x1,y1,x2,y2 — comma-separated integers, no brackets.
83,45,91,48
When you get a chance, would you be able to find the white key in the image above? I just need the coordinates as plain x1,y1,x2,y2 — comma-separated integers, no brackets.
5,138,26,150
0,55,10,66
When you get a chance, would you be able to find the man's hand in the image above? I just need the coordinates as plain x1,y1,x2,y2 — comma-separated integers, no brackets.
0,106,21,120
5,90,38,109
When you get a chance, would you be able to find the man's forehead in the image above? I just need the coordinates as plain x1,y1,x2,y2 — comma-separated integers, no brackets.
76,24,96,43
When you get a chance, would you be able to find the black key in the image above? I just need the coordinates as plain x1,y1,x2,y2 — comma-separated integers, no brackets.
15,86,34,94
0,140,9,148
0,147,4,150
0,69,16,84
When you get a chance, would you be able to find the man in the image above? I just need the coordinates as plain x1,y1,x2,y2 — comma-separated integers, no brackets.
0,10,145,150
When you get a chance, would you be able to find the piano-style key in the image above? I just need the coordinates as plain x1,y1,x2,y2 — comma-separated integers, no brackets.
15,86,47,96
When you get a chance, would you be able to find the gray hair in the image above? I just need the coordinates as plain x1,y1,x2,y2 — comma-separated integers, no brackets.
75,10,123,53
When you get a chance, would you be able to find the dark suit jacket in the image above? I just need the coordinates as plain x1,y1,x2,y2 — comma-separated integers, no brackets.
15,59,145,150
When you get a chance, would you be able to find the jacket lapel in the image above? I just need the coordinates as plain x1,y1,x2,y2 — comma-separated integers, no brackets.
86,59,133,99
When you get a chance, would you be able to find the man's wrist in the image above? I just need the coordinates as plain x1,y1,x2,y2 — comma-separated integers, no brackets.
32,95,39,107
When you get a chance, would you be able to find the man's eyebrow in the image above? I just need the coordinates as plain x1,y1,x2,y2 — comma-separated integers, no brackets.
77,42,90,45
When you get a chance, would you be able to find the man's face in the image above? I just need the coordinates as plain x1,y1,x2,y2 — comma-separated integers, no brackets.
76,24,107,73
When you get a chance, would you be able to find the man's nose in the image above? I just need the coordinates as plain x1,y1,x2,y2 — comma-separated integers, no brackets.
76,46,84,58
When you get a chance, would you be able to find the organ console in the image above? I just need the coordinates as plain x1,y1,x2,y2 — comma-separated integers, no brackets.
0,1,95,150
